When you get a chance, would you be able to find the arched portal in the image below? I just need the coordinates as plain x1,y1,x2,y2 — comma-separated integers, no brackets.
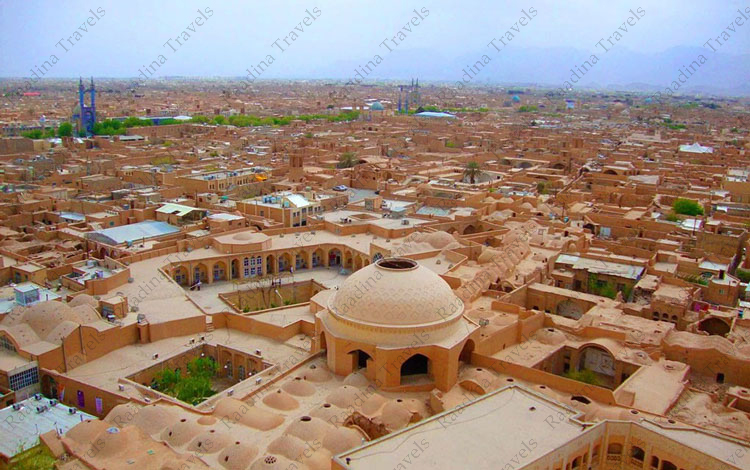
212,261,227,282
698,317,731,337
329,248,342,267
349,350,372,371
173,266,188,285
312,248,324,267
295,252,308,270
231,259,240,279
400,354,430,384
193,263,208,284
577,345,615,387
278,253,292,272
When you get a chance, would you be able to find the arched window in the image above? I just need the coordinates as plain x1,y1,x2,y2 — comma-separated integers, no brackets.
662,461,677,470
630,446,645,462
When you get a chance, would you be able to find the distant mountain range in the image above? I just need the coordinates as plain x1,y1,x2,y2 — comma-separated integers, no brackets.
280,46,750,96
3,45,748,96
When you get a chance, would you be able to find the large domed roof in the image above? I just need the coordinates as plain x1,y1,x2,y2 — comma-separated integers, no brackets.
329,258,463,326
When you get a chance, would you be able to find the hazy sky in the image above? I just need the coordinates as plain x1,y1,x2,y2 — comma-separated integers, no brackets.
1,0,749,79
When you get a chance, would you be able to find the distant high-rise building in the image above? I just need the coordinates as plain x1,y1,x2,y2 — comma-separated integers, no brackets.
71,77,96,135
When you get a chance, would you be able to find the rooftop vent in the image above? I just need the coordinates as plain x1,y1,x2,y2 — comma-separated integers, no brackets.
376,258,418,271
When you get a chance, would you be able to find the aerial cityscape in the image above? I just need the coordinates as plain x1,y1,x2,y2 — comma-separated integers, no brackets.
1,1,750,469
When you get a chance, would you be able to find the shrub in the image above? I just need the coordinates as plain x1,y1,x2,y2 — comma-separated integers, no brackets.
599,285,617,299
736,268,750,283
21,130,43,139
673,198,704,216
563,368,600,386
518,105,538,113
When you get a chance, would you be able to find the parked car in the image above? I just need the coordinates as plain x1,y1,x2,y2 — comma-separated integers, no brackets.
333,185,348,191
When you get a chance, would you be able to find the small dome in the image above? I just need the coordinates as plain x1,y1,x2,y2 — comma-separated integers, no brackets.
69,294,98,308
301,364,332,383
161,419,202,447
370,101,384,111
322,427,363,455
310,403,344,423
282,378,316,397
423,231,457,249
329,258,463,326
219,442,259,470
187,429,231,453
325,386,362,409
213,398,284,431
131,404,179,435
380,400,413,430
285,416,334,442
263,389,299,411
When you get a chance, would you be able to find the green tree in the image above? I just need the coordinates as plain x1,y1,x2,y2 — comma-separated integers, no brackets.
21,130,43,139
673,198,704,216
463,161,484,184
337,151,357,169
58,122,73,137
213,115,227,125
190,115,210,124
123,116,153,128
187,356,218,378
93,119,126,135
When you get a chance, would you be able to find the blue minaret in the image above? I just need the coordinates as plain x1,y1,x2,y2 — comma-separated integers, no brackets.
398,86,402,114
72,77,97,135
90,77,95,122
78,77,85,111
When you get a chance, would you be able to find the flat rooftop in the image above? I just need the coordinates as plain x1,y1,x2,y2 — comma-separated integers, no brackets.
337,385,585,470
0,396,97,459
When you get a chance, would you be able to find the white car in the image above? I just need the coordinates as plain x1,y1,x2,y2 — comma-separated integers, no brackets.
332,185,348,192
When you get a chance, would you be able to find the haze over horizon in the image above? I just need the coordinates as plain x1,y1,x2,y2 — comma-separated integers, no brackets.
2,0,750,93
